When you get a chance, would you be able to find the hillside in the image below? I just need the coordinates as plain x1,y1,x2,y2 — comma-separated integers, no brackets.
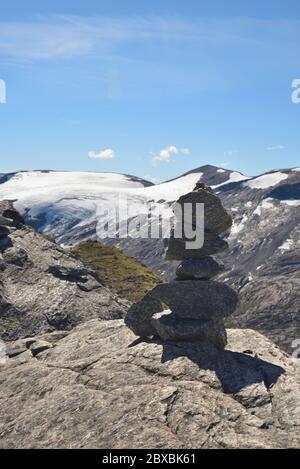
72,241,163,303
0,165,299,352
0,201,127,341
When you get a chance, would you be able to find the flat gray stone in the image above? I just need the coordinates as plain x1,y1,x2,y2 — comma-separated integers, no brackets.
165,229,228,261
151,281,239,320
175,190,232,235
151,310,227,348
125,294,161,337
29,340,53,356
125,280,239,339
176,257,225,280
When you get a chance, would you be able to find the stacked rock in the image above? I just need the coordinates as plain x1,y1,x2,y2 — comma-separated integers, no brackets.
125,185,238,349
0,201,25,253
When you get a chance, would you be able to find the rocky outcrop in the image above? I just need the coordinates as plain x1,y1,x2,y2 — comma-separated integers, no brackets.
176,257,225,280
0,202,128,340
0,319,300,449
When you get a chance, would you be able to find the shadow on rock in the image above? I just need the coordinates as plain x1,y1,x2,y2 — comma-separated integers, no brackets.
129,338,285,394
161,340,285,393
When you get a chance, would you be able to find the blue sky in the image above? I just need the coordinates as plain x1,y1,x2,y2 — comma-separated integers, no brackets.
0,0,300,181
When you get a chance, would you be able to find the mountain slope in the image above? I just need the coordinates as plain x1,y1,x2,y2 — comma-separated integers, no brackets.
71,240,163,303
217,168,300,352
0,165,299,352
0,167,246,244
0,201,128,340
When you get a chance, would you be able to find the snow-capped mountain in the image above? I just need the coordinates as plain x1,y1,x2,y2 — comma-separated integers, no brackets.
0,164,299,352
217,167,300,352
0,166,247,241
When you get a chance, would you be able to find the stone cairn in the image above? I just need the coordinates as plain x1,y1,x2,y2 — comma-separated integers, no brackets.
125,183,238,349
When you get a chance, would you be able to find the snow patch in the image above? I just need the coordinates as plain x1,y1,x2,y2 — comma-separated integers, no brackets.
230,213,248,235
278,239,293,251
244,172,288,189
262,198,274,209
213,171,250,189
280,199,300,207
253,198,274,216
253,206,261,216
0,170,203,240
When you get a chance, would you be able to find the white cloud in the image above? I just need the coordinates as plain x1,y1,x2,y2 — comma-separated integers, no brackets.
152,145,178,166
1,16,300,62
151,145,191,166
267,145,285,151
1,16,300,102
160,145,178,160
88,149,115,160
0,21,93,59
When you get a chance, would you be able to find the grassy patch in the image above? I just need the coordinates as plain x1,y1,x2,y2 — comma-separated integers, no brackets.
0,317,21,335
72,241,163,302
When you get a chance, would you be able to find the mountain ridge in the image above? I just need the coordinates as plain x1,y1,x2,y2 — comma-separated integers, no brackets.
0,164,299,352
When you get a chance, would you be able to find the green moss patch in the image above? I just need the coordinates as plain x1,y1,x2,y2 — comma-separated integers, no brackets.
72,241,163,302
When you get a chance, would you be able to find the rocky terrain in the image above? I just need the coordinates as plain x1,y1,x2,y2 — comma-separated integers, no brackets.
0,166,299,352
1,320,300,449
0,202,128,340
1,201,300,449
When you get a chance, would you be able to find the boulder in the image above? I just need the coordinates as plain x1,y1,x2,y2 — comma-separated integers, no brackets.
0,201,25,226
175,190,232,234
3,247,29,267
125,294,161,337
151,281,238,320
165,229,228,260
29,340,53,356
125,280,238,337
151,310,227,348
176,257,225,280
